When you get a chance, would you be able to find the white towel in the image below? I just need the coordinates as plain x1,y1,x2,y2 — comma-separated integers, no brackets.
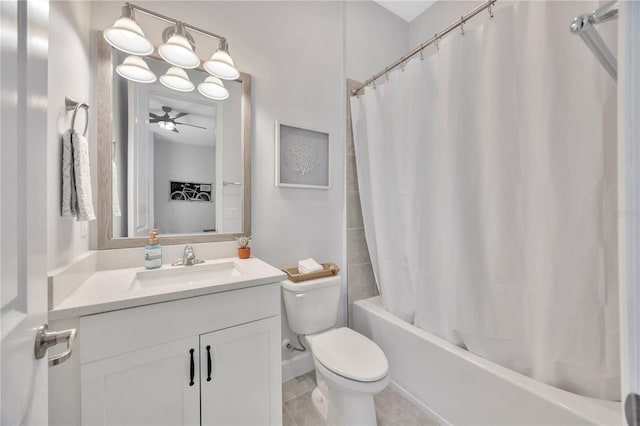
61,129,95,221
72,130,96,221
61,130,75,218
298,258,323,273
112,161,121,217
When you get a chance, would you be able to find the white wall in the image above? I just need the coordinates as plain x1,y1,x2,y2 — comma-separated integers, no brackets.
47,1,93,271
345,1,410,83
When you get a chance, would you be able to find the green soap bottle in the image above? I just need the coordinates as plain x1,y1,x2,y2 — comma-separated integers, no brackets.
144,228,162,269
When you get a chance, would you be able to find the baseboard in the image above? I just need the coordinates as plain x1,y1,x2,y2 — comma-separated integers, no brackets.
388,380,450,426
281,352,314,382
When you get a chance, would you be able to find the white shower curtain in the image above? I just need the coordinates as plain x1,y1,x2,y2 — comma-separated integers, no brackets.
350,2,619,400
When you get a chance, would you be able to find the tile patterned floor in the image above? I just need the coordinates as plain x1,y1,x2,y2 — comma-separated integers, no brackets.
282,371,439,426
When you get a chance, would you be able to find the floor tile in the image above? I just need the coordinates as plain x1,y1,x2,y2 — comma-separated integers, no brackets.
282,370,440,426
283,405,297,426
374,387,412,422
284,390,325,426
283,371,317,402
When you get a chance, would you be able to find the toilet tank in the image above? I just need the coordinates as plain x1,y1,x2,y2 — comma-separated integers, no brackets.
281,275,341,335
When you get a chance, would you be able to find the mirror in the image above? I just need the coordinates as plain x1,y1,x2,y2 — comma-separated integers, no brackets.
97,32,251,249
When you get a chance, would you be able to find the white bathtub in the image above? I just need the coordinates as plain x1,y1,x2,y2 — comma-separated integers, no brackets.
353,296,622,426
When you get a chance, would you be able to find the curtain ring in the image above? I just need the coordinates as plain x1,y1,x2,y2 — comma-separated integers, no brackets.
488,3,494,18
420,48,424,61
401,60,406,72
460,17,465,36
434,35,440,51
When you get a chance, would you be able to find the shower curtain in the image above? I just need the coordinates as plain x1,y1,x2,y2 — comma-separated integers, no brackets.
350,2,619,400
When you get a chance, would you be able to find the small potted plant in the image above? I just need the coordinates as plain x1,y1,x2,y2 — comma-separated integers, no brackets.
237,235,251,259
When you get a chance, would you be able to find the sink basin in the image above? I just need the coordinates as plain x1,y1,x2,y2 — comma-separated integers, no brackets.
130,262,242,290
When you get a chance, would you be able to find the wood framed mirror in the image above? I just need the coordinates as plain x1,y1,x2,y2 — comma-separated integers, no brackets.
97,31,251,249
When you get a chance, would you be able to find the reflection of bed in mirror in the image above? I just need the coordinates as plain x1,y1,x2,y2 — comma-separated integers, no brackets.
98,32,251,249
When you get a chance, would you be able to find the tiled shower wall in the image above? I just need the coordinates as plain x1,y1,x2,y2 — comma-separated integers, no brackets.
346,79,378,324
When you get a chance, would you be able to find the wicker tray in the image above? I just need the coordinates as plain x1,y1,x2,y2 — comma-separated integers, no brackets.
282,262,340,283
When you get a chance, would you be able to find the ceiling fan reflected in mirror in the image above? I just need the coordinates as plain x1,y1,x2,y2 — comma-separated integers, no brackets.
148,106,207,133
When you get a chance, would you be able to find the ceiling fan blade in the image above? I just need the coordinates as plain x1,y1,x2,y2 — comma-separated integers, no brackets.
148,118,160,123
149,112,162,120
172,128,180,133
174,121,207,129
173,112,188,119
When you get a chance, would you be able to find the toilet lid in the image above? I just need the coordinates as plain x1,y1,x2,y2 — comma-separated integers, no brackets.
311,327,389,382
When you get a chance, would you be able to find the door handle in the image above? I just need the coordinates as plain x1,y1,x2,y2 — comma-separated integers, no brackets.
189,348,195,386
34,324,77,367
626,393,640,426
206,345,212,382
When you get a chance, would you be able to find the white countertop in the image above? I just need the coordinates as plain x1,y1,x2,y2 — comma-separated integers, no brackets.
49,257,286,321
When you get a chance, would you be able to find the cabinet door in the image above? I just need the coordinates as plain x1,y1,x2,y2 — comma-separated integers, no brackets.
81,336,200,426
200,316,281,426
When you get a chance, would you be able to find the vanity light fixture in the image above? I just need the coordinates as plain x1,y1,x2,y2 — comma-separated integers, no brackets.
106,3,240,101
103,5,154,56
198,76,229,100
116,55,157,83
203,40,240,80
158,24,200,69
160,67,195,92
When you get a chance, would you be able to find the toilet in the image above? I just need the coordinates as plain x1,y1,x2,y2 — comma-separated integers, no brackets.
281,275,389,426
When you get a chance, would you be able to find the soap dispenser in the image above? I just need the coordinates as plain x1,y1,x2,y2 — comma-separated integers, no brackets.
144,228,162,269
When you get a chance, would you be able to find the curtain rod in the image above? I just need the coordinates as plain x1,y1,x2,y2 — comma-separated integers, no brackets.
351,0,497,96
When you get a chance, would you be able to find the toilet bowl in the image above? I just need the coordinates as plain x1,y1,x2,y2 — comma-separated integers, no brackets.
307,327,389,425
281,276,389,425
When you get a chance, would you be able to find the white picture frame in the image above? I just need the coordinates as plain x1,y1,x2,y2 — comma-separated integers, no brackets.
275,121,330,189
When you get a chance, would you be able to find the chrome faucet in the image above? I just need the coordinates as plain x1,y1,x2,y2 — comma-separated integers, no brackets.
172,243,205,266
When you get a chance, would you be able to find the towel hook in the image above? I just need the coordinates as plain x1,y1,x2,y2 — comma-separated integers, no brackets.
65,96,89,136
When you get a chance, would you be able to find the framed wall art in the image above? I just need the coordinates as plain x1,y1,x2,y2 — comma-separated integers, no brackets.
275,121,330,189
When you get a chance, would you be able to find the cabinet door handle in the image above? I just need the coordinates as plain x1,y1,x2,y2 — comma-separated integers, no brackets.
206,345,212,382
189,348,195,386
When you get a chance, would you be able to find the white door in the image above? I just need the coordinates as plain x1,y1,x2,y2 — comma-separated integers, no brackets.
200,317,281,426
0,0,49,424
81,336,200,426
128,83,153,237
619,3,640,425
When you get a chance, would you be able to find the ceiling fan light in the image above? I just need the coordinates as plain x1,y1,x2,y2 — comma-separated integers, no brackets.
116,55,157,83
203,48,239,80
197,76,229,100
160,67,195,92
158,121,176,131
158,25,200,69
103,7,153,56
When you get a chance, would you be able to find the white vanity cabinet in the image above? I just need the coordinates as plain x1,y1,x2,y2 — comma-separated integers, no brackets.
78,283,282,426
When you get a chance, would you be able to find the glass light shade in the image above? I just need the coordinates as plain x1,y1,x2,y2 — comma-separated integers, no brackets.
158,34,200,69
116,55,157,83
104,17,154,56
158,121,176,131
160,67,195,92
198,76,229,100
203,49,240,80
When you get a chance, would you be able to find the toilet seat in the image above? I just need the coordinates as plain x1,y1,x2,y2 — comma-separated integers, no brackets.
308,327,389,382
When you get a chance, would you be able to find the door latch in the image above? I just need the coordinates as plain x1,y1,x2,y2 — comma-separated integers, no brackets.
34,324,77,366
